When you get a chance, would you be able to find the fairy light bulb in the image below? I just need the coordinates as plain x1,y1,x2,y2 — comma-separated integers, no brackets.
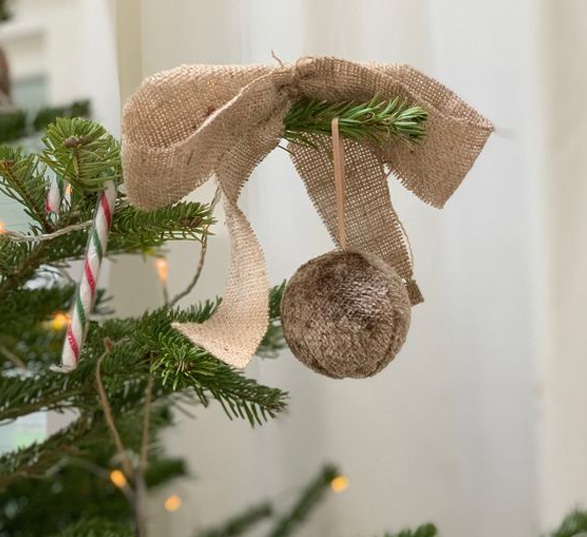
65,184,73,196
51,312,70,331
155,257,169,285
330,475,349,493
164,494,182,512
109,470,127,488
0,221,5,234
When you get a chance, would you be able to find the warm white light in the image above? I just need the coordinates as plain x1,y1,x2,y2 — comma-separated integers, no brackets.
109,470,127,489
155,257,169,284
164,494,182,512
51,312,70,331
330,475,349,493
0,221,5,234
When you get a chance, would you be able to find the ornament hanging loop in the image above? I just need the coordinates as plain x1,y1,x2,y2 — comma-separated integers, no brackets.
331,117,347,250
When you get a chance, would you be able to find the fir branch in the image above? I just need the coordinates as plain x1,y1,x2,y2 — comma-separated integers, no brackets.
0,199,213,298
0,235,32,280
548,509,587,537
110,201,214,251
0,356,165,422
0,285,74,361
0,286,288,424
0,238,51,297
144,286,289,425
0,415,95,490
0,0,12,22
145,317,288,426
0,325,63,370
383,524,438,537
41,117,121,191
268,280,286,319
197,503,274,537
283,96,428,148
144,457,187,488
0,110,27,142
257,281,286,358
0,409,182,534
49,518,133,537
0,147,54,231
0,401,176,491
0,374,83,422
267,464,339,537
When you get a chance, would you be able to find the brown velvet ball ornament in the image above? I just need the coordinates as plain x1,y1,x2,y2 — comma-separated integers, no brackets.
281,250,411,379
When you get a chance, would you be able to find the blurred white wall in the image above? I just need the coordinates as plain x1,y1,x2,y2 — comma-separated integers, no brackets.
0,0,120,131
5,0,586,536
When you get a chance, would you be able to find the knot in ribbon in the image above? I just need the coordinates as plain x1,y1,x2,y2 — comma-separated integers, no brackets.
121,56,493,369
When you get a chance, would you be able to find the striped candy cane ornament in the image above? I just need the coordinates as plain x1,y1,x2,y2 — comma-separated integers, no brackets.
52,181,117,372
45,173,64,215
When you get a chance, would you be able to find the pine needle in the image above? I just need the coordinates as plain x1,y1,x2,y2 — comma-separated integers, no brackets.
283,96,428,148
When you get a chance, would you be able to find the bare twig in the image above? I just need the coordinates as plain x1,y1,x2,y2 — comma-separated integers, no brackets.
3,220,92,242
139,373,154,472
96,348,133,477
161,282,169,306
169,188,220,308
168,235,209,308
0,343,26,369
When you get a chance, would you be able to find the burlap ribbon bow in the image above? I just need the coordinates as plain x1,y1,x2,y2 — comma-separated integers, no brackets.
121,57,493,369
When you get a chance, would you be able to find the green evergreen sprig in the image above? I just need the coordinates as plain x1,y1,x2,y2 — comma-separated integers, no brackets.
0,285,288,426
144,286,289,426
0,0,11,22
384,524,438,537
0,147,54,232
0,203,212,300
549,509,587,537
197,503,274,537
257,281,286,358
283,96,428,148
48,519,133,537
267,464,339,537
41,117,121,191
0,111,27,144
0,401,177,490
0,407,185,535
110,201,214,251
0,414,98,490
0,285,74,335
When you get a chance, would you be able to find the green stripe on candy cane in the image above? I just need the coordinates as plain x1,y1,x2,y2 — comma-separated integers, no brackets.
51,181,117,373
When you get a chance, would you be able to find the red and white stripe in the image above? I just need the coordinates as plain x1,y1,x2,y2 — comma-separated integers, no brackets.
53,181,117,372
46,175,63,214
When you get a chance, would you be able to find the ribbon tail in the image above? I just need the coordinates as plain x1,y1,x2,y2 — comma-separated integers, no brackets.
372,63,494,208
172,104,286,369
173,198,269,369
289,136,423,305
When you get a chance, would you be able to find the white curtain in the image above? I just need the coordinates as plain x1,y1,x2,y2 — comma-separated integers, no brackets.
108,1,587,536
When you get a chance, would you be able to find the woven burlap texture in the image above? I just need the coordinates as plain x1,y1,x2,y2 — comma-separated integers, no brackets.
121,57,493,369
